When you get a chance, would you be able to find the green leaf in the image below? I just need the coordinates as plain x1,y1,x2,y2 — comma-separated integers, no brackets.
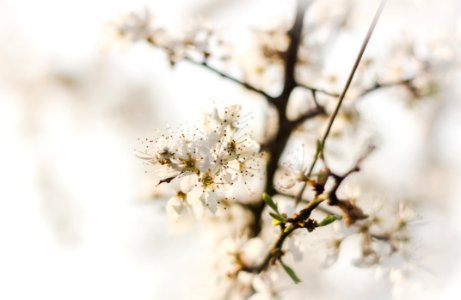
317,169,329,186
272,219,283,226
283,225,293,233
269,212,285,226
280,260,301,284
269,212,285,222
319,214,340,227
262,193,279,213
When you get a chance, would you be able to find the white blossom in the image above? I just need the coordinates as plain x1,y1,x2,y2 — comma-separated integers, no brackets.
248,271,282,300
276,144,311,192
137,104,262,218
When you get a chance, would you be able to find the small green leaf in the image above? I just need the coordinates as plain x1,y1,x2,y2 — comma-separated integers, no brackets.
262,193,279,213
272,219,283,226
283,225,293,233
319,214,340,227
269,212,285,222
269,212,285,226
317,169,329,186
280,260,301,284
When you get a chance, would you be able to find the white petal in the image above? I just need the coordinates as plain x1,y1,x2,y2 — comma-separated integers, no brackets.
287,236,304,262
251,276,269,294
189,197,204,219
180,173,198,192
241,139,260,155
247,292,271,300
166,197,182,221
204,192,218,214
220,168,235,184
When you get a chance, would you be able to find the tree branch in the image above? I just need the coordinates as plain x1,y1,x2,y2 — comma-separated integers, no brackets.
296,82,340,98
291,105,327,128
182,56,274,99
275,0,310,115
145,37,274,99
246,0,311,236
240,0,387,275
357,75,419,99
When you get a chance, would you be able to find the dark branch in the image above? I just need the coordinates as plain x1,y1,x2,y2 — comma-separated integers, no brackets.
249,0,311,236
296,73,424,110
145,37,273,99
291,105,327,128
275,0,310,115
357,76,418,99
296,82,340,98
276,191,339,216
183,56,274,99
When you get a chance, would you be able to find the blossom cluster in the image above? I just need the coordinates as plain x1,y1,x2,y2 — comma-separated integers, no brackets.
136,105,262,220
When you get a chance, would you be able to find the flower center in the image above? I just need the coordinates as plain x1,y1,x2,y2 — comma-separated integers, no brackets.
202,173,214,188
181,155,197,172
176,191,187,201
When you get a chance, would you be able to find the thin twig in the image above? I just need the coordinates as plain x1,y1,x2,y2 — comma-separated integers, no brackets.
296,82,340,97
145,38,274,99
295,0,387,203
183,56,274,99
291,105,327,128
276,191,339,216
357,76,417,99
296,75,417,100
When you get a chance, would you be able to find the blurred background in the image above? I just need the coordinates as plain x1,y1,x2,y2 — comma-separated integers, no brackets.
1,0,461,299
